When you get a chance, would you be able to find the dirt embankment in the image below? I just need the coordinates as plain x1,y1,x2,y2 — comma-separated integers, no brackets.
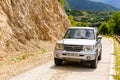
0,0,71,80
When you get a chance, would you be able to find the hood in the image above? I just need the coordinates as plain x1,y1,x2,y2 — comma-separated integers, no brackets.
57,39,96,45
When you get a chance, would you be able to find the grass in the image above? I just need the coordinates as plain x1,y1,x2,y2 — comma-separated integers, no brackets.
39,48,47,54
113,37,120,80
103,35,120,79
11,48,47,62
10,53,33,62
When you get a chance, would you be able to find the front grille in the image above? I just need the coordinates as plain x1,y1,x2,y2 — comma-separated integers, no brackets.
64,45,83,52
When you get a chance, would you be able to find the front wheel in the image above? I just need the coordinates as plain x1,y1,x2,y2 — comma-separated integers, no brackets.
90,58,98,69
98,49,102,60
54,58,63,65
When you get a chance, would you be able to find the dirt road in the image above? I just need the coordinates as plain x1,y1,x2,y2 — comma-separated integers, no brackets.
11,38,114,80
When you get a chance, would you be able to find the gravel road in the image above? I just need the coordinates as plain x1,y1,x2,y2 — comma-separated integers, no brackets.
11,38,114,80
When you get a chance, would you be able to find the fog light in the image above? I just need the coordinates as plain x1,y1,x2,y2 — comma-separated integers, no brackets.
87,56,91,60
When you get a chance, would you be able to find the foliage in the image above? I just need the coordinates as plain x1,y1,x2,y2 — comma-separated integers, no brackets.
58,0,65,6
108,12,120,35
68,15,78,26
99,22,109,35
99,12,120,35
58,0,71,11
67,10,113,27
78,22,89,27
67,10,88,16
68,15,89,27
114,37,120,80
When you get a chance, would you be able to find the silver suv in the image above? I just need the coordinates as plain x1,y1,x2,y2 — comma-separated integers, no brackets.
54,27,102,68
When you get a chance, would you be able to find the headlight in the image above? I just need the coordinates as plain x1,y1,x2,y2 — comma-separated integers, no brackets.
55,44,64,50
83,45,94,51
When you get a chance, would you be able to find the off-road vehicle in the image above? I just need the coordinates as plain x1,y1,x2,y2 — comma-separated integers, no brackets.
54,27,102,68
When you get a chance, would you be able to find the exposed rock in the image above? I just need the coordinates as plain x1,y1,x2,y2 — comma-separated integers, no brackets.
0,0,71,52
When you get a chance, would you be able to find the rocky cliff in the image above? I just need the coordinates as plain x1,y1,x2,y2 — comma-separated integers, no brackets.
0,0,71,52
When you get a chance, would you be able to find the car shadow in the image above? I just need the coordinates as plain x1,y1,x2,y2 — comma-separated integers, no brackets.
50,61,95,72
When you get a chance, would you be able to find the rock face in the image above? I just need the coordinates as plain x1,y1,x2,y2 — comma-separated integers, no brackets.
0,0,71,52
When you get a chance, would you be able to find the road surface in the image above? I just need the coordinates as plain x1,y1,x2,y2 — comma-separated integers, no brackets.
11,38,114,80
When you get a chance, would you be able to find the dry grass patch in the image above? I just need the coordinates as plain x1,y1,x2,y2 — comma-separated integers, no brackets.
114,38,120,80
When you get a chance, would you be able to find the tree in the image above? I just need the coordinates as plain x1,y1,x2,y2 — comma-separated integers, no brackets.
99,11,120,35
68,15,78,26
99,22,108,35
108,12,120,35
58,0,71,11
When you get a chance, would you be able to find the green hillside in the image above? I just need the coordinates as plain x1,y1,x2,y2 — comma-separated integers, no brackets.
66,0,119,11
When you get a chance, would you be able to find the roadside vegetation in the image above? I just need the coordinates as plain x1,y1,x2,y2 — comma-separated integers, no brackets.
104,36,120,80
99,12,120,35
114,38,120,80
11,48,47,62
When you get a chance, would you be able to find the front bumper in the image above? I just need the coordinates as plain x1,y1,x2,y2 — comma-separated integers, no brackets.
54,50,97,61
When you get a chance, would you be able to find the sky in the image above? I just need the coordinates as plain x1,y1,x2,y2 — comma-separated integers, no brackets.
90,0,120,9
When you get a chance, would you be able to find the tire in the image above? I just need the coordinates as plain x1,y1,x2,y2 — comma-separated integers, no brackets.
90,58,98,68
54,58,62,65
98,49,102,60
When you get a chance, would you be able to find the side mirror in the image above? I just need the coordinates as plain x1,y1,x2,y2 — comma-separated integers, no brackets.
97,35,102,40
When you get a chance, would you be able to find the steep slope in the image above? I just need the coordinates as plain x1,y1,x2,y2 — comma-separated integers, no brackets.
0,0,71,52
67,0,119,11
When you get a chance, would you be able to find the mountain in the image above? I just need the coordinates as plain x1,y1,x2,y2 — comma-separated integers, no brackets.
64,0,72,11
66,0,119,11
90,0,120,9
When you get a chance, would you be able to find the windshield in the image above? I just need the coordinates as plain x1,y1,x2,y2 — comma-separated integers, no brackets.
64,29,95,40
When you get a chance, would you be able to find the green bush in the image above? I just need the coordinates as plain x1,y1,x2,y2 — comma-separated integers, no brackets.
108,12,120,35
99,11,120,35
99,22,109,35
68,15,78,26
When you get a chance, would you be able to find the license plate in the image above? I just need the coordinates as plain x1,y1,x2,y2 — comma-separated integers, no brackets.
66,53,78,56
